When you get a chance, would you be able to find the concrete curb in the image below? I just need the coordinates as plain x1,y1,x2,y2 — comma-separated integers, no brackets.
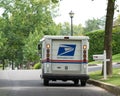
87,79,120,96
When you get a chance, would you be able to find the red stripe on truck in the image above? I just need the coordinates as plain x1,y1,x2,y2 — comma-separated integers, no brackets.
41,59,88,63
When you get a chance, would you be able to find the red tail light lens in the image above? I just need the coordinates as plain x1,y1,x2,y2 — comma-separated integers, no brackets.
83,50,87,62
46,44,50,62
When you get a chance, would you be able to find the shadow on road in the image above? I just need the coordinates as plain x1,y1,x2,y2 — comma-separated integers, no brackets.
0,79,84,88
42,80,86,87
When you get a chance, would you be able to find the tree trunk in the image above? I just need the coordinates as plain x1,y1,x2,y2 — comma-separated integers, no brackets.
2,59,5,70
12,60,14,70
104,0,115,76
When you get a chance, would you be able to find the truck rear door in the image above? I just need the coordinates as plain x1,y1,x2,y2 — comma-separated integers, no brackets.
51,39,82,73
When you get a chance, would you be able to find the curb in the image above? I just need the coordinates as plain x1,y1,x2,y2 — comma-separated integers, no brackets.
87,79,120,96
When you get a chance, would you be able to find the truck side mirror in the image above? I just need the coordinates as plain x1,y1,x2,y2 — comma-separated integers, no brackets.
38,44,41,50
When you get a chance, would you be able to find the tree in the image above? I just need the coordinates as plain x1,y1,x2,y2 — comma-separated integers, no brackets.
0,17,8,70
74,24,84,35
114,14,120,26
104,0,115,76
23,31,42,68
0,0,59,68
57,22,84,36
84,17,105,32
59,22,71,35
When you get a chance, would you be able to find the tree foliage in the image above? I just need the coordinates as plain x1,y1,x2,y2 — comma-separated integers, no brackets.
114,14,120,26
84,17,105,32
59,22,70,35
57,22,84,36
74,24,84,35
0,0,59,68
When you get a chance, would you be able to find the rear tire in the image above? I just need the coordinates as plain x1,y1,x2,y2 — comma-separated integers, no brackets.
43,79,49,86
81,80,86,86
74,79,79,85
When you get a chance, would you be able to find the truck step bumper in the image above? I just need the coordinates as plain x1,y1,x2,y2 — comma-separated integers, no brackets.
43,73,89,80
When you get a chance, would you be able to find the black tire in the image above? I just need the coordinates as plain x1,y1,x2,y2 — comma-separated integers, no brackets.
74,79,79,85
81,80,86,86
43,79,49,86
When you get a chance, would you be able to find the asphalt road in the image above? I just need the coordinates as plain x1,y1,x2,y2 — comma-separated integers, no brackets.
88,63,120,72
0,70,115,96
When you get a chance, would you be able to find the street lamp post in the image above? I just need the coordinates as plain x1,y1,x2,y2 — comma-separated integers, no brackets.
69,11,74,36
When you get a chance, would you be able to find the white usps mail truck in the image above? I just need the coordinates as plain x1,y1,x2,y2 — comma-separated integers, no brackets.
38,35,89,86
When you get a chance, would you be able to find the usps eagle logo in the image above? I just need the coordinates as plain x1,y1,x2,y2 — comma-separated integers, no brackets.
57,44,76,56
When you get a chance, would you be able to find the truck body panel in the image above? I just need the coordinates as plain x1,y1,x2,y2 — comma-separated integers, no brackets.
38,36,89,86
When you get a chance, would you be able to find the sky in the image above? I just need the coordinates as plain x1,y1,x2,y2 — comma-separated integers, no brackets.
54,0,120,26
0,0,120,26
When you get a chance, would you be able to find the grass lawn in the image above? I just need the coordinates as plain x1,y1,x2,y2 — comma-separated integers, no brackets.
89,53,120,86
112,53,120,63
90,68,120,86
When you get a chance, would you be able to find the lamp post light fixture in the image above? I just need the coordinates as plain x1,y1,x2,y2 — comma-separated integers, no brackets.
69,10,74,36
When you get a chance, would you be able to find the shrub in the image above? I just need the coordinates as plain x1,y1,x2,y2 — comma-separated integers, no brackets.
33,62,41,69
112,27,120,55
86,30,104,61
86,28,120,61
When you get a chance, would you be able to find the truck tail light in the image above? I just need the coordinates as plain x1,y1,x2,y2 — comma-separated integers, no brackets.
83,45,87,63
83,45,87,49
46,44,50,49
46,44,50,62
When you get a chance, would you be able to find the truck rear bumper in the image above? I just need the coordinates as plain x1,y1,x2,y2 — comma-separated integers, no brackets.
42,73,89,81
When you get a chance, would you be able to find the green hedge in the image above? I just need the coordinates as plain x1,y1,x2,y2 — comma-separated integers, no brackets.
86,27,120,61
112,27,120,54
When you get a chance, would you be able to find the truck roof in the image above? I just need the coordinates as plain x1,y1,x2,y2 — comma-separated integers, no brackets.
40,35,89,42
